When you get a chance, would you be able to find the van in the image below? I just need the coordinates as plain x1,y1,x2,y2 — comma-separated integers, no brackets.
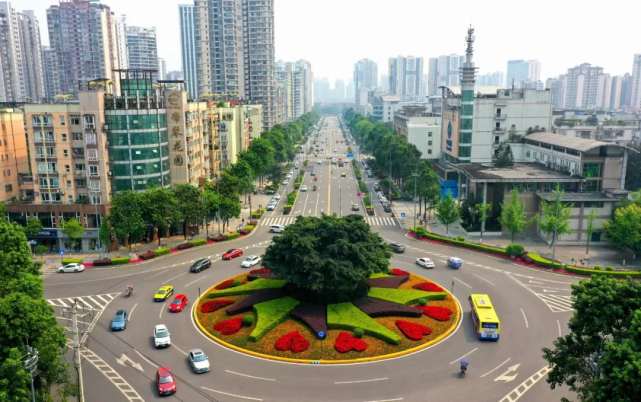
270,225,286,233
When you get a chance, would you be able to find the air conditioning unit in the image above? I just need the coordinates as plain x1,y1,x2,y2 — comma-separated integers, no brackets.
62,172,67,176
61,191,65,195
103,124,109,130
108,171,112,176
106,141,110,146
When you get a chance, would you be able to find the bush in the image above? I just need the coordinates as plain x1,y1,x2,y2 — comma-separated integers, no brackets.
527,253,562,269
92,259,112,266
111,257,130,265
563,265,641,278
244,224,255,231
154,247,171,256
456,236,465,242
62,258,84,265
249,297,300,342
227,232,240,240
353,328,365,338
140,252,157,260
242,315,255,326
605,266,614,271
294,182,301,189
177,243,193,250
417,298,428,306
364,195,371,205
327,302,401,344
287,192,297,204
506,243,525,257
251,212,262,219
358,180,368,193
231,280,242,287
594,265,602,270
189,239,207,246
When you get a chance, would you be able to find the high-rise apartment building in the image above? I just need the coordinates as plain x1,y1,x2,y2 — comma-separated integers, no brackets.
178,5,197,99
167,71,184,81
436,54,464,87
561,63,608,109
546,76,565,109
619,73,634,107
47,0,119,97
158,58,167,80
353,59,378,105
41,46,57,101
114,15,128,69
18,10,45,102
195,0,277,131
596,73,611,109
632,54,641,109
314,78,330,101
126,26,158,71
380,74,389,93
609,75,624,109
0,108,29,203
476,71,504,86
506,60,541,88
346,80,354,100
388,56,424,101
334,79,345,100
275,60,313,119
427,58,439,96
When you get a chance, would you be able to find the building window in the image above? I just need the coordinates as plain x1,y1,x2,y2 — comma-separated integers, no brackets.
526,151,531,158
68,195,73,203
583,163,600,178
91,195,101,205
70,115,81,125
67,180,72,188
65,165,70,172
89,166,99,176
428,150,432,155
72,132,83,141
75,163,85,172
63,150,69,157
89,181,100,191
583,180,599,193
83,115,95,130
60,116,66,126
62,134,67,141
87,149,98,161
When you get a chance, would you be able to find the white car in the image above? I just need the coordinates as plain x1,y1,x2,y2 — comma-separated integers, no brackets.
301,185,308,192
270,225,286,233
241,255,262,268
416,258,435,269
154,324,171,348
282,180,289,185
188,348,211,374
273,193,281,200
266,203,276,211
58,263,85,273
286,173,292,179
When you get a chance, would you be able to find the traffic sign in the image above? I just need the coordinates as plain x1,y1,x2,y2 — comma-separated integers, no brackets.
346,153,354,158
400,213,406,218
59,249,65,255
317,331,326,339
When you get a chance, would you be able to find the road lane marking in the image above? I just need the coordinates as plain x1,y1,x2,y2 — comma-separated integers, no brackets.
81,347,145,401
335,378,388,384
480,358,511,378
162,272,187,284
453,277,472,288
473,273,496,286
499,365,552,402
172,343,188,356
185,275,207,287
225,370,275,381
557,320,562,337
129,303,138,321
363,398,403,402
449,348,478,364
135,349,158,368
146,269,169,280
159,303,165,319
201,387,263,401
87,296,105,309
520,308,529,328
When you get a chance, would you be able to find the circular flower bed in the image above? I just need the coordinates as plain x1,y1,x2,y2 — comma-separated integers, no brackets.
194,270,460,363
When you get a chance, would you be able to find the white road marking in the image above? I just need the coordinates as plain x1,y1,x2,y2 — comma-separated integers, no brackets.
162,272,187,284
129,303,138,321
201,386,263,401
171,343,188,356
87,296,105,309
499,365,552,402
520,308,529,328
480,358,512,378
185,275,208,287
225,370,276,381
557,320,562,337
473,273,496,286
81,347,145,401
135,349,158,368
449,348,478,364
159,303,165,319
335,377,388,384
453,277,472,289
146,270,169,280
363,398,403,402
55,299,69,308
494,363,521,383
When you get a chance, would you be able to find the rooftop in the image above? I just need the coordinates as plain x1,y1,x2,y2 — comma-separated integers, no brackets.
380,95,401,102
525,132,627,152
439,85,505,96
454,162,581,183
536,192,617,202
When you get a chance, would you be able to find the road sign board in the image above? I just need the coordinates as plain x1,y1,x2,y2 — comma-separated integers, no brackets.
317,331,326,339
59,249,65,255
400,213,406,218
346,153,354,158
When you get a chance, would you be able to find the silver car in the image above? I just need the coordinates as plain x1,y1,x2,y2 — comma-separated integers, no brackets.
58,263,85,273
188,349,210,373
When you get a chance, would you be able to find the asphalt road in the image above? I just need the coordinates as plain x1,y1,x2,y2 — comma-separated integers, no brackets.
44,116,575,402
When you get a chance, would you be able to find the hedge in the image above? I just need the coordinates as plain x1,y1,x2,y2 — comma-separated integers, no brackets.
287,192,297,204
111,257,131,265
409,228,508,256
62,258,83,265
244,224,255,231
563,265,641,278
368,287,447,306
249,297,300,342
327,302,402,344
227,232,240,240
154,248,171,256
209,278,287,297
189,239,207,247
526,253,562,269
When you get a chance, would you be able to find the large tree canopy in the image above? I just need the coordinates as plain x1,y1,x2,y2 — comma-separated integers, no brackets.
262,214,391,303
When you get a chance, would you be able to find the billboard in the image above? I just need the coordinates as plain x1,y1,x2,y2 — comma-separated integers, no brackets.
442,110,460,158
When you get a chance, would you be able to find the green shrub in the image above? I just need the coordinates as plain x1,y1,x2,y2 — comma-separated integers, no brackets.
527,253,562,269
387,268,394,275
287,192,297,204
251,213,262,219
412,231,508,256
368,287,447,306
242,315,255,326
189,239,207,246
294,182,301,189
327,302,401,344
506,243,525,257
353,328,364,338
594,265,602,270
605,266,614,271
244,224,255,231
227,232,240,240
563,265,641,278
154,248,171,256
249,297,300,342
231,280,242,287
111,257,130,265
418,298,428,306
62,258,83,265
209,279,287,297
358,180,368,193
456,236,465,242
364,195,371,205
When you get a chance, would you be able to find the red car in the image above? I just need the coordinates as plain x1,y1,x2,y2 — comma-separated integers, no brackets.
222,248,243,260
156,367,176,395
168,295,188,312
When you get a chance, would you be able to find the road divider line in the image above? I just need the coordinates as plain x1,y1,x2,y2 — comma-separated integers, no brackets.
146,270,169,280
363,398,403,402
185,275,207,287
172,343,188,356
159,303,165,319
335,377,387,384
557,320,562,337
135,349,158,368
128,303,137,321
454,277,472,289
225,370,276,381
473,273,496,286
449,348,478,364
201,386,263,400
499,365,552,402
480,358,511,378
520,308,529,329
163,272,187,284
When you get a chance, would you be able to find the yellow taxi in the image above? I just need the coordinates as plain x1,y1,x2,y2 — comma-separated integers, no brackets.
341,171,346,177
154,285,174,302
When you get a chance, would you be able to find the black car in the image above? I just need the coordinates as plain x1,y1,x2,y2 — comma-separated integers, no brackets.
384,205,392,213
190,258,211,273
389,243,405,253
373,184,381,192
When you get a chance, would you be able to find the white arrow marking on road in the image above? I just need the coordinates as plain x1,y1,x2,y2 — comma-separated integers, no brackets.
529,280,544,284
116,354,144,372
494,364,521,382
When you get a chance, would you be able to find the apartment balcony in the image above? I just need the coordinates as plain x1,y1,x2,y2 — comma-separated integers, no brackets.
85,140,98,148
72,153,85,159
89,173,101,179
75,171,86,177
41,200,63,204
75,182,87,188
39,186,61,193
37,171,59,177
35,155,57,161
87,156,99,162
218,124,228,130
34,139,55,145
494,113,507,120
493,127,506,134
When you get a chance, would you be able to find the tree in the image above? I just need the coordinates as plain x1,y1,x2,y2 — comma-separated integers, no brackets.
174,184,204,240
499,188,537,242
602,203,641,258
219,195,241,232
585,115,598,125
542,276,641,402
140,187,180,247
99,219,111,254
108,191,145,253
61,218,84,255
202,182,221,236
34,244,48,259
435,191,461,235
475,203,492,243
539,184,574,249
262,215,391,304
492,142,514,167
23,217,43,237
584,207,598,260
624,145,641,191
525,125,546,134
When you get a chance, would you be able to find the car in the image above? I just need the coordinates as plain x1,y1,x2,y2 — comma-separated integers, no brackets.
367,172,374,178
384,205,393,213
352,203,360,211
270,225,286,233
58,263,85,273
190,258,211,273
222,248,243,260
154,286,174,302
273,193,281,200
266,203,276,211
416,258,435,268
316,161,322,164
169,295,188,312
110,310,128,331
341,171,346,177
327,155,332,159
188,349,211,373
286,173,292,179
311,170,316,175
448,257,463,269
156,367,176,395
373,183,381,191
282,180,288,185
241,255,262,268
301,185,308,192
389,243,405,253
154,324,171,348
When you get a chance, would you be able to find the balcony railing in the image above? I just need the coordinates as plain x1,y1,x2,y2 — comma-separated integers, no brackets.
73,153,85,159
37,171,59,177
494,113,507,119
35,155,57,161
34,139,55,144
75,171,86,177
493,127,506,134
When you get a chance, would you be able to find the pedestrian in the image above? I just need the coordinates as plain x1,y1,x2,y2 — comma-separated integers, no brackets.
428,213,431,222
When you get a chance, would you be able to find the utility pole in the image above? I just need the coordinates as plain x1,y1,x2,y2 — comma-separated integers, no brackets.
70,300,84,402
22,339,38,402
551,189,561,264
216,176,221,234
412,173,419,228
92,189,102,259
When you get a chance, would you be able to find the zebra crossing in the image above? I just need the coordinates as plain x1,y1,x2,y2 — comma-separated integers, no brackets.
507,275,574,313
47,293,120,312
261,216,397,227
366,217,397,226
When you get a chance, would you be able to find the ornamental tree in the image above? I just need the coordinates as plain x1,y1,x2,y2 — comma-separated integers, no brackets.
539,184,574,249
23,217,44,238
602,203,641,258
262,214,391,304
492,142,514,167
584,207,598,260
435,191,461,235
108,190,146,253
61,218,84,255
499,188,537,242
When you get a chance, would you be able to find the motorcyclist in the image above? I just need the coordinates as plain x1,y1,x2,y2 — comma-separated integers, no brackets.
460,359,469,374
126,285,133,296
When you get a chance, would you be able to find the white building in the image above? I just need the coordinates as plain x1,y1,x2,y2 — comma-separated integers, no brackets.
178,4,197,98
546,76,565,109
275,60,313,120
427,58,439,96
506,59,541,89
436,54,464,87
126,26,158,71
632,54,641,109
388,56,424,101
371,94,401,122
354,59,378,105
114,15,128,69
41,46,56,101
554,123,637,146
394,105,441,159
561,63,610,110
477,71,504,86
380,74,389,92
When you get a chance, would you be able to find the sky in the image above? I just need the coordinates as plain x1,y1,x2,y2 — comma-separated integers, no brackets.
20,0,641,86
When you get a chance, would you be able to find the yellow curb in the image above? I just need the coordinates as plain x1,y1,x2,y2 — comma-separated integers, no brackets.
194,273,462,364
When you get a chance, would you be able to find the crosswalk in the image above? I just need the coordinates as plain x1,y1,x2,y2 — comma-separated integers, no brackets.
507,275,574,313
47,293,120,312
40,265,59,278
261,216,397,227
366,217,397,226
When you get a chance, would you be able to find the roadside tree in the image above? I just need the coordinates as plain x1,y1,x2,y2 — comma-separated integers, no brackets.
475,203,492,243
108,190,145,253
23,217,44,237
583,207,599,260
499,188,537,242
61,218,84,254
539,184,574,249
174,184,205,240
602,203,641,258
141,187,180,247
435,191,461,235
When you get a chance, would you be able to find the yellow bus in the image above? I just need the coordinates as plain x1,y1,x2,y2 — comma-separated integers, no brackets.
468,294,500,341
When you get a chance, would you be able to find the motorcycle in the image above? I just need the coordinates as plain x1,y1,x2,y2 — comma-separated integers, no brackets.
460,366,467,378
125,285,133,297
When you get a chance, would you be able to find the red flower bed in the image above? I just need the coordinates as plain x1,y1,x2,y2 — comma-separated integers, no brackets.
275,331,310,353
396,320,432,340
391,268,409,276
413,282,445,292
215,279,235,290
249,267,271,274
213,317,244,335
334,332,367,353
201,299,234,313
416,306,453,321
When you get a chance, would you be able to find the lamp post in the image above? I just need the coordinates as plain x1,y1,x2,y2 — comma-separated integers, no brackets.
22,339,38,402
412,173,419,228
92,189,102,259
216,176,221,234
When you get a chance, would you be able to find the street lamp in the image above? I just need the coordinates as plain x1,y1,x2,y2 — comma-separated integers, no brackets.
412,173,419,228
22,340,38,402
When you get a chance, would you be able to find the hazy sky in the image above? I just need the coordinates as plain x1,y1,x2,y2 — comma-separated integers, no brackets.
20,0,640,86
